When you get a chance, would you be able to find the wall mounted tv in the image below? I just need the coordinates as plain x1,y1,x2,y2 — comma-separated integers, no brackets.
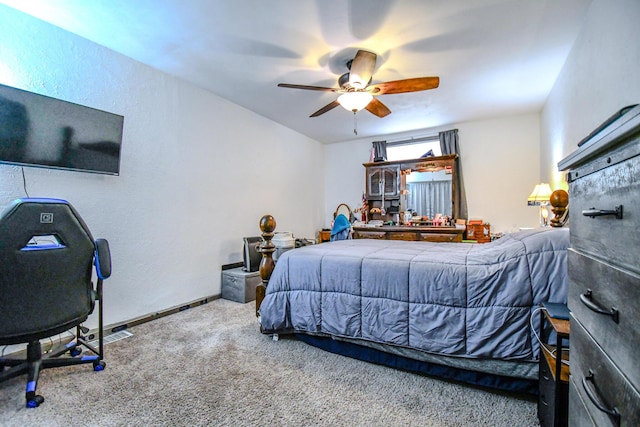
0,83,124,175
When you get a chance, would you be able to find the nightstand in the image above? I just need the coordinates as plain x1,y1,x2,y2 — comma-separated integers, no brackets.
318,229,331,243
538,305,570,427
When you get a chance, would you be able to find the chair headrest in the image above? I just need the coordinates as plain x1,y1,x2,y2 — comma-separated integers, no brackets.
0,198,94,251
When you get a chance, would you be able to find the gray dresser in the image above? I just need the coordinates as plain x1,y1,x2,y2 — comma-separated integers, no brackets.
558,105,640,426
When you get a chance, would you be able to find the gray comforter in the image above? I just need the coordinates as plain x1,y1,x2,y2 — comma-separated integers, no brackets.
259,227,569,361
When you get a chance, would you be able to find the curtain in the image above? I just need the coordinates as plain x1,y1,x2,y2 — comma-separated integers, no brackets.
439,129,468,219
406,181,452,218
372,140,387,162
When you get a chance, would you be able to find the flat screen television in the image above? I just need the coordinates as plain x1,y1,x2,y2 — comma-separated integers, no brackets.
0,82,124,175
243,236,262,272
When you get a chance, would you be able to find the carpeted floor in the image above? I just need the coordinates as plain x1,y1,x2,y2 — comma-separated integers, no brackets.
0,298,539,426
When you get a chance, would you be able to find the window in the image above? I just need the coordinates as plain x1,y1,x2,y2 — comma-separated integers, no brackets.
385,139,441,161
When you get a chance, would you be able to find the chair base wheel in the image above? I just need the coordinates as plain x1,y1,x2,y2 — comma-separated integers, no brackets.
26,395,44,408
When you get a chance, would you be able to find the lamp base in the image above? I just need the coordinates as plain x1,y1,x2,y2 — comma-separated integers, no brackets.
539,204,550,227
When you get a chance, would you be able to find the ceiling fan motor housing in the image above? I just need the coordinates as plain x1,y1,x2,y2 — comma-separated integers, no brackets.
339,72,372,91
339,73,350,89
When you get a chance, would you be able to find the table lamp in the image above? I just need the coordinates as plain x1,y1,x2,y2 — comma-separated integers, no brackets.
527,183,553,226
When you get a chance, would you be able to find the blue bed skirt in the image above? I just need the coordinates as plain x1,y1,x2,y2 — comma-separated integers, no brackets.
295,333,538,396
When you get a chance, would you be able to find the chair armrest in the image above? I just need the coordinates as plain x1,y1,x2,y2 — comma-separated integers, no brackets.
94,238,111,280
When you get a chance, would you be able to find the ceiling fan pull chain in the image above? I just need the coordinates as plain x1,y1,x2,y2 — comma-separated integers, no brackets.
353,111,358,135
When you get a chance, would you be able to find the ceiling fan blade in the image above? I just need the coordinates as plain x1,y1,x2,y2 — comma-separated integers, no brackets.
368,77,440,95
278,83,337,92
349,50,377,89
310,100,341,117
365,98,391,118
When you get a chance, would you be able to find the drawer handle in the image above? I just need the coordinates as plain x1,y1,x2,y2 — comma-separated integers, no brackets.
580,289,619,323
581,205,623,219
582,371,621,426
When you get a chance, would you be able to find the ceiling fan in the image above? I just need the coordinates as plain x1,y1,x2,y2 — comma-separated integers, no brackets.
278,49,440,118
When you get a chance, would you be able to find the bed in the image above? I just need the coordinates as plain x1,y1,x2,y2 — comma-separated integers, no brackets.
255,200,569,394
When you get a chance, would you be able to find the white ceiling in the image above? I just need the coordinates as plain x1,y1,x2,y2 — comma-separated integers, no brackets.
0,0,592,143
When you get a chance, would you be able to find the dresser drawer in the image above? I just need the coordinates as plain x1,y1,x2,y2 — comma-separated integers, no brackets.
418,232,461,242
570,319,640,426
568,149,639,274
569,377,597,427
388,231,417,241
568,250,640,389
353,230,386,240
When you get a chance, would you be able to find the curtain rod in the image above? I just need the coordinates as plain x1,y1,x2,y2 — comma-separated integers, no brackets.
385,135,439,147
375,128,458,147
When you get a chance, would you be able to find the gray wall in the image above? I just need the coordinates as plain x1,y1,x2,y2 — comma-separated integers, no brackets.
541,0,640,188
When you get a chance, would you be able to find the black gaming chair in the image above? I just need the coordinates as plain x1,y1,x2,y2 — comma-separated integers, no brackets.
0,198,111,408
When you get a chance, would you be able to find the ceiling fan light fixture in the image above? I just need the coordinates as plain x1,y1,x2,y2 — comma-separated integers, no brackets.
337,92,373,112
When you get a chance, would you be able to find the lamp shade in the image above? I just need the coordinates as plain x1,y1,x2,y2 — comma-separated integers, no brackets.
337,92,373,112
527,183,553,206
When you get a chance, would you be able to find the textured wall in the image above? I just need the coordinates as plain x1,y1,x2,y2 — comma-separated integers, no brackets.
0,6,324,328
541,0,640,189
